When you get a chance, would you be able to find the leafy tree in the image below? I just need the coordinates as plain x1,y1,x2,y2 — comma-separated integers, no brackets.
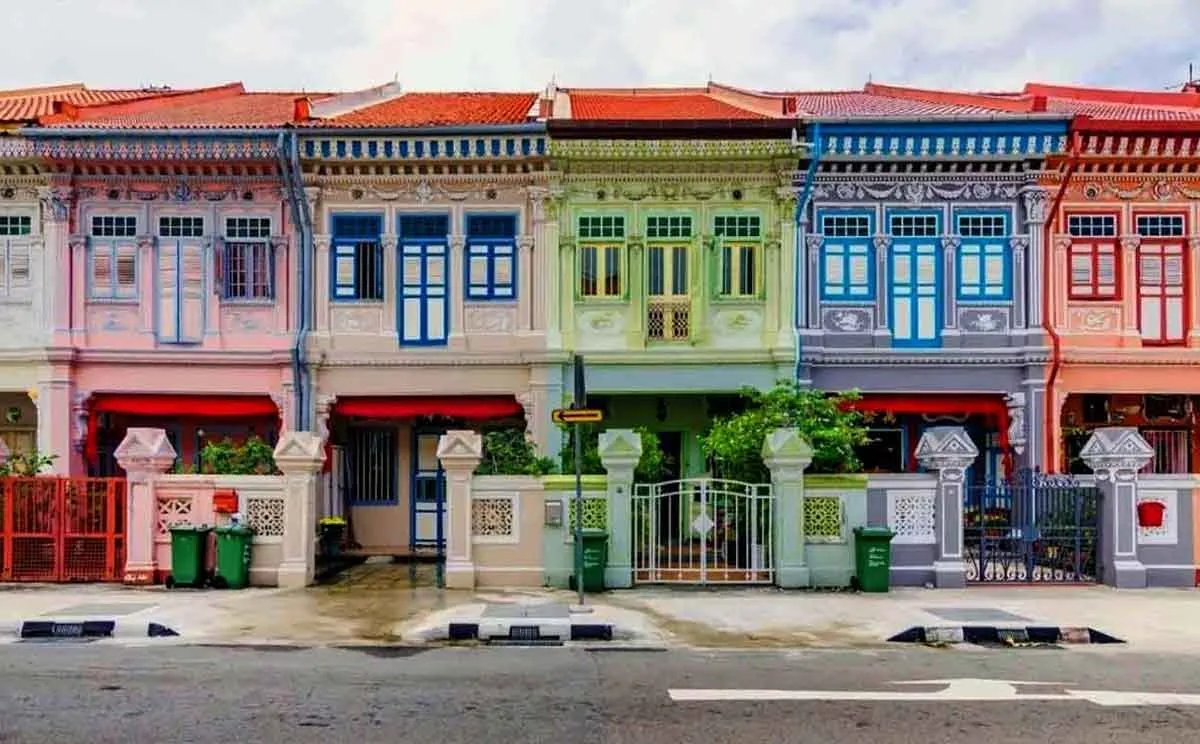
701,380,869,482
476,427,557,476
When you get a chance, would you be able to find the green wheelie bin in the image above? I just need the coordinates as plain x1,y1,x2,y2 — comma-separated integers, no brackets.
578,528,609,592
852,526,895,593
166,525,212,589
212,524,255,589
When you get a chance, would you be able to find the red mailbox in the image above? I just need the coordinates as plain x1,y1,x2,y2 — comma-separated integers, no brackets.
212,489,239,514
1137,500,1166,528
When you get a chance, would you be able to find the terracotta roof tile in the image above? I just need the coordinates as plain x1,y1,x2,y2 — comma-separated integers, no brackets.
315,92,537,127
0,84,180,123
41,86,335,129
790,91,1019,118
567,91,768,120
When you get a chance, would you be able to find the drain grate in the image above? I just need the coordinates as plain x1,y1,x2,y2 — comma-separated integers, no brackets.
509,625,542,641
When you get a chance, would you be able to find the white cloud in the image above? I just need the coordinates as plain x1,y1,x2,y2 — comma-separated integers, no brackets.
2,0,1196,93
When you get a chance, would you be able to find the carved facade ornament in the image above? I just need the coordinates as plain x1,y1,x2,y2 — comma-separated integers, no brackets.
1005,392,1027,455
812,179,1021,203
1021,188,1049,224
313,233,331,251
71,390,92,453
1009,236,1030,251
1120,235,1142,251
380,233,399,251
805,234,824,250
873,235,892,250
550,138,797,161
1053,235,1073,251
1074,177,1200,202
314,394,337,442
941,236,962,250
37,185,73,224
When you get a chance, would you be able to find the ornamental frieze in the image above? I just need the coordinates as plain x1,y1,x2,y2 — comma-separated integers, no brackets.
563,179,789,204
550,138,797,161
310,174,546,205
811,180,1022,203
33,137,280,161
1070,177,1200,202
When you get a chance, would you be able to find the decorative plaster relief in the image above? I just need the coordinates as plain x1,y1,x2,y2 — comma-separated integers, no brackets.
220,307,276,334
821,307,873,333
331,306,384,334
812,180,1020,204
1067,307,1120,333
464,304,517,334
710,307,763,338
577,309,625,336
86,305,139,334
958,308,1011,333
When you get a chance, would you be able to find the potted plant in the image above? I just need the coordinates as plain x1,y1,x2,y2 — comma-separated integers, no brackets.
1137,499,1167,528
318,516,347,557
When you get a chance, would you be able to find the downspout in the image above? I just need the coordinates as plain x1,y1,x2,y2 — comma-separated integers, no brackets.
278,131,312,431
793,123,822,381
1042,131,1083,471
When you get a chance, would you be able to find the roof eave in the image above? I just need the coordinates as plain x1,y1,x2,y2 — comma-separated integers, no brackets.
297,122,545,136
23,126,286,137
1071,118,1200,134
806,114,1070,124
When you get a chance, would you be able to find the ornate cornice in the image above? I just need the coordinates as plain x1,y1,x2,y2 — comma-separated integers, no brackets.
76,349,294,366
1070,175,1200,202
551,138,796,162
812,178,1023,204
34,136,281,162
803,349,1050,366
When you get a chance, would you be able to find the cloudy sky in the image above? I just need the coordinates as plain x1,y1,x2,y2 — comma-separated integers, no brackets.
5,0,1197,94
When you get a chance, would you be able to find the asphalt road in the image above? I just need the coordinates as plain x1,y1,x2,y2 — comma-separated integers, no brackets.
1,643,1198,743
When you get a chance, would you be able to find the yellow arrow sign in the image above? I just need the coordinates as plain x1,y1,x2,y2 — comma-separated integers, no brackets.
552,408,604,424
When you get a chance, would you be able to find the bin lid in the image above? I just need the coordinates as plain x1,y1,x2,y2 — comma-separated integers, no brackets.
215,525,255,536
169,524,211,533
853,526,895,539
578,528,609,538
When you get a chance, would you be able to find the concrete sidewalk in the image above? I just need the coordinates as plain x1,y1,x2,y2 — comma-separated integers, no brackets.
4,580,1199,652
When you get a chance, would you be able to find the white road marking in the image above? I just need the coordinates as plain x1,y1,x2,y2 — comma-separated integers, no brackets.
669,678,1200,707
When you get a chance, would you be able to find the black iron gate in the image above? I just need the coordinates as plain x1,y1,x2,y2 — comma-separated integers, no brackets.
964,470,1099,583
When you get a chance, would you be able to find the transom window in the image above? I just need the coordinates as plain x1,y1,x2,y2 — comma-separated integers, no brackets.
957,215,1007,238
331,214,384,301
0,215,31,236
821,215,870,238
91,215,137,237
1136,214,1186,238
1067,214,1117,237
646,215,693,239
579,215,625,239
714,215,760,239
222,217,273,301
399,214,449,240
226,217,272,239
889,214,938,237
158,216,204,238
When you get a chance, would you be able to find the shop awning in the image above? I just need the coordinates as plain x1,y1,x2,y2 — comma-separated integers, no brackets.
91,394,279,418
843,393,1008,421
333,396,523,421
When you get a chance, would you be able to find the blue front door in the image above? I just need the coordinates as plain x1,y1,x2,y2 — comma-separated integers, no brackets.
410,430,446,551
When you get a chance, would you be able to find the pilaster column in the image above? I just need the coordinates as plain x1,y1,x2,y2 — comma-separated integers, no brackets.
805,233,822,330
68,234,87,341
381,233,398,334
914,426,980,588
437,430,483,589
598,428,641,589
313,233,331,333
777,198,797,342
1120,235,1141,333
941,236,960,330
70,390,91,474
763,428,814,588
1009,236,1030,329
37,186,72,343
873,235,892,333
762,234,783,347
274,431,326,588
558,234,575,349
1021,186,1048,329
448,234,467,350
1080,427,1154,588
1190,237,1200,339
114,428,177,585
518,234,534,332
1004,392,1028,468
625,235,645,347
34,377,74,474
1052,236,1071,328
314,394,337,444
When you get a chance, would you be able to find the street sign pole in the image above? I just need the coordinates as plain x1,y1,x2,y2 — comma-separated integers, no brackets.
572,354,586,609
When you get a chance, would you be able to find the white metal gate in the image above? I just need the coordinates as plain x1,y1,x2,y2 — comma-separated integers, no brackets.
632,478,774,584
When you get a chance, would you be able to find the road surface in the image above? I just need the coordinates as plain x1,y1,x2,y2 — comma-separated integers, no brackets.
0,643,1197,742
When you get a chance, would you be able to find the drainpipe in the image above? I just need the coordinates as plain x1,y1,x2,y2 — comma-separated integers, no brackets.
278,131,313,431
1042,131,1083,471
794,123,822,381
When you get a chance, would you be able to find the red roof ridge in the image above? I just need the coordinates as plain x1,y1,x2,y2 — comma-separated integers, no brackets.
309,81,406,120
864,82,1044,114
706,81,796,117
1023,82,1200,108
0,82,87,99
38,83,246,125
561,86,710,96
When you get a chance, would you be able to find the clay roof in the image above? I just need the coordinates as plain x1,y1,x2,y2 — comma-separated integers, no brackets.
38,83,335,129
311,92,537,127
1018,83,1200,122
779,83,1051,118
0,83,182,124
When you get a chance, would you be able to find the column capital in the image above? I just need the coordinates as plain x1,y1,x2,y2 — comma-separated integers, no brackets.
761,428,813,476
37,185,73,224
273,431,326,475
436,430,483,472
1080,426,1153,479
114,427,177,479
598,429,642,472
915,426,979,477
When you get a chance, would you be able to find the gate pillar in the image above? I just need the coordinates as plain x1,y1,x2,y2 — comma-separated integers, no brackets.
763,428,813,588
274,432,326,589
599,429,642,589
114,427,177,585
436,430,483,590
915,426,979,589
1080,427,1153,588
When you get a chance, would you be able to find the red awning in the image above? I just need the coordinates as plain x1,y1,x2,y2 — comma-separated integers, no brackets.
91,394,279,418
333,396,522,421
843,394,1008,420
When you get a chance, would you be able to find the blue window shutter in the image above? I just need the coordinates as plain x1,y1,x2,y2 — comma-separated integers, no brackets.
333,243,359,299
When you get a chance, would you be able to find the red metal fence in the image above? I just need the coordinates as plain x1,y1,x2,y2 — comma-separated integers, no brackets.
0,477,127,582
